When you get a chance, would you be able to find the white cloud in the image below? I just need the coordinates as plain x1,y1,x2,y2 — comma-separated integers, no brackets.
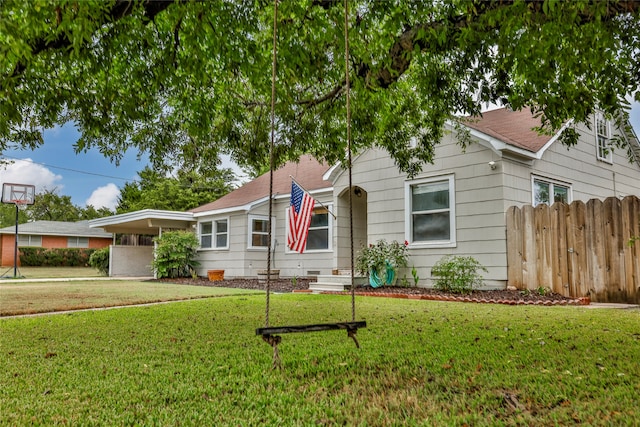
86,183,120,210
0,158,63,194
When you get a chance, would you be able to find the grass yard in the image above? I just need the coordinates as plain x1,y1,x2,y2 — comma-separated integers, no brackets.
1,294,639,426
0,280,261,316
0,266,102,279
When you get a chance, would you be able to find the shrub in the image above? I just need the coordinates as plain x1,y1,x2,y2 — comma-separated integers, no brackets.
355,239,409,284
431,255,487,294
19,247,95,266
89,247,110,275
152,231,200,279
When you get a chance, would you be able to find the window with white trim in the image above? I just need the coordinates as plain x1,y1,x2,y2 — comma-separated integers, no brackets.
532,176,571,206
67,237,89,248
595,112,612,163
405,175,456,246
17,235,42,247
200,222,212,248
199,219,228,249
286,206,332,252
214,219,228,248
248,215,273,249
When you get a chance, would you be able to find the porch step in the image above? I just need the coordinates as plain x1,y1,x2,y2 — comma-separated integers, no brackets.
308,275,367,293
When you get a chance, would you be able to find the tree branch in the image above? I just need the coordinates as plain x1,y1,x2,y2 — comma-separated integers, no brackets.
377,1,640,87
300,0,640,105
298,82,346,108
10,0,176,79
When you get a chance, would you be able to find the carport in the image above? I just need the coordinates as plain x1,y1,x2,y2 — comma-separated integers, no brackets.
89,210,196,277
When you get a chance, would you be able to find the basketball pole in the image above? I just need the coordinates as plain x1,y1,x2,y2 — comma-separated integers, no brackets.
13,203,18,278
1,183,35,279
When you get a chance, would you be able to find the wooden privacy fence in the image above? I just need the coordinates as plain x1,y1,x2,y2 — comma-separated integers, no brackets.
506,196,640,303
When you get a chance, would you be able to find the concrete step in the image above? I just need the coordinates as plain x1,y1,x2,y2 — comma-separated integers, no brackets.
314,275,367,286
308,275,367,293
308,283,348,292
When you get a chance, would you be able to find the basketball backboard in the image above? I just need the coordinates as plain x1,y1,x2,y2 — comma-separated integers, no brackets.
1,183,35,205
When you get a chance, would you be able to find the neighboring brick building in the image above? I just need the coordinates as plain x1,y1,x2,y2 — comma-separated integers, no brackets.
0,220,112,266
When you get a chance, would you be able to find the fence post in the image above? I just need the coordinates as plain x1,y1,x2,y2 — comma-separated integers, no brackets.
550,202,569,295
506,206,523,288
567,201,587,297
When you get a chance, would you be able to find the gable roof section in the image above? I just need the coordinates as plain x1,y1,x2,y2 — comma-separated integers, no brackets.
190,155,332,214
0,220,112,238
464,108,554,154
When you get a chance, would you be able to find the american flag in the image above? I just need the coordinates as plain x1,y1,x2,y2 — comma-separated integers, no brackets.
288,181,315,253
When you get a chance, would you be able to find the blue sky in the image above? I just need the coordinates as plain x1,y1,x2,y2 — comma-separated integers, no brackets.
0,123,145,210
0,122,243,210
1,104,639,211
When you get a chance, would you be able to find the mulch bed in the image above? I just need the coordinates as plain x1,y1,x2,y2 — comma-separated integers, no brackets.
151,277,590,306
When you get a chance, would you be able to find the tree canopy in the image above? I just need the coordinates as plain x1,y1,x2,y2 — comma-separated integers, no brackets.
0,189,113,227
1,1,639,176
115,166,235,213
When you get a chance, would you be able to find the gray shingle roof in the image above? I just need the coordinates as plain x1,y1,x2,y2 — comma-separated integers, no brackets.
0,220,112,238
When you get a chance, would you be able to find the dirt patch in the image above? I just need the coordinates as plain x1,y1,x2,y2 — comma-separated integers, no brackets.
150,277,578,304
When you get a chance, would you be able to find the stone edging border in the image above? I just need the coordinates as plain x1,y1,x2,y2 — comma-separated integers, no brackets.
313,291,590,306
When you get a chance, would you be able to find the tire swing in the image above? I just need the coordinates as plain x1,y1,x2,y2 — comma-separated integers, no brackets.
256,0,366,369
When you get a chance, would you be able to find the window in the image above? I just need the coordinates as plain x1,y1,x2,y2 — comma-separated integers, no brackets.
215,219,228,248
199,219,228,249
405,175,456,247
306,208,330,250
17,235,42,247
67,237,89,248
248,215,273,249
200,222,212,248
532,176,571,206
595,112,612,163
286,206,332,252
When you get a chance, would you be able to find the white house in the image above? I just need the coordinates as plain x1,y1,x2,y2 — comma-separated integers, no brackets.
90,108,640,288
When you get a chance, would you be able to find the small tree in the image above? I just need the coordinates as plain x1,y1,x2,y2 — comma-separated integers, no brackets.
152,231,200,279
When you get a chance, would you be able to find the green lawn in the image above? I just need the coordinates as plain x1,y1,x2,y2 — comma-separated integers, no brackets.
0,266,102,279
1,294,639,426
0,280,261,316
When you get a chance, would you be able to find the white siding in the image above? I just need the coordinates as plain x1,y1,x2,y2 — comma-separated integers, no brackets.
194,191,335,278
193,115,640,286
333,132,508,289
502,119,640,211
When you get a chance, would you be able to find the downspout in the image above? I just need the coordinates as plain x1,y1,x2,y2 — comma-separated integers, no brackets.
272,239,277,269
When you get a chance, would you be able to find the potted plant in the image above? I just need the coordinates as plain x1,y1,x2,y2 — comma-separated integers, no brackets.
355,239,409,288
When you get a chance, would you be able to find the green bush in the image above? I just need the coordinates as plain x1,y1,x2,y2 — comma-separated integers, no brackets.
152,231,200,279
431,255,487,294
88,247,110,275
19,247,96,267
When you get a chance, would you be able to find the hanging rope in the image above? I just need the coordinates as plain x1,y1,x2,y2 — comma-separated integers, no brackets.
266,0,278,329
344,0,356,326
259,0,362,369
263,334,282,370
265,0,280,369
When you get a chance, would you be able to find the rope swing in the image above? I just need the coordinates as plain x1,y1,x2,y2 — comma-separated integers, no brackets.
256,0,366,369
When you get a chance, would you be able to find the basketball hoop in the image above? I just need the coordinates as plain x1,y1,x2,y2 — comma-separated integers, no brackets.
1,183,35,206
1,183,35,279
12,200,29,211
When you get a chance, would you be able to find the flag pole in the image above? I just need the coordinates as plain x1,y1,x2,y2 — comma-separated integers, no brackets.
289,175,337,219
